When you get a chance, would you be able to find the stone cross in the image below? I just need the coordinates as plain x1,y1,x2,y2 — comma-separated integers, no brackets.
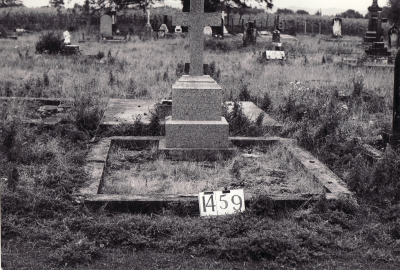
146,5,151,25
221,11,227,23
174,0,220,76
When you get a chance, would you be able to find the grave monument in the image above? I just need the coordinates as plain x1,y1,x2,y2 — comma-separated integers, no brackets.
364,0,386,43
332,18,342,37
100,14,112,38
383,49,400,145
243,21,256,46
389,24,399,49
363,0,391,56
161,0,233,159
142,5,153,41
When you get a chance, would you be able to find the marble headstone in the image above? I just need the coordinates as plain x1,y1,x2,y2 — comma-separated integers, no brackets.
100,15,112,37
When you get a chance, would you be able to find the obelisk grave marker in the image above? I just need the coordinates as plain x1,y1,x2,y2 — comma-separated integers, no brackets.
162,0,232,157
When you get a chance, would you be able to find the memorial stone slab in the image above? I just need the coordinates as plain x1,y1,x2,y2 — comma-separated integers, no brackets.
100,15,112,37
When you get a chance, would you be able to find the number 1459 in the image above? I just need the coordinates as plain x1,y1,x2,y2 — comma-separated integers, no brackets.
198,189,245,216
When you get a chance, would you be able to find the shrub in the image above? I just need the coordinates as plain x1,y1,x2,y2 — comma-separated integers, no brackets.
238,84,251,101
95,51,105,60
35,31,63,54
259,92,272,112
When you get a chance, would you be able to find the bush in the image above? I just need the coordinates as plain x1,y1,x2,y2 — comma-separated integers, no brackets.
35,31,63,54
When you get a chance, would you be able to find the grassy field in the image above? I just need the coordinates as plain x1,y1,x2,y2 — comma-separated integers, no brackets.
1,31,400,269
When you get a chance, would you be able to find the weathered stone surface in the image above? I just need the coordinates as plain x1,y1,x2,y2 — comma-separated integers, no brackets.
284,144,352,196
173,0,220,76
165,117,229,148
100,15,112,37
100,99,156,126
79,162,104,195
86,138,112,163
172,76,222,121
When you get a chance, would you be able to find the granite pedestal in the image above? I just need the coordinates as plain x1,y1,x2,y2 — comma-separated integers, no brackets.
161,75,235,160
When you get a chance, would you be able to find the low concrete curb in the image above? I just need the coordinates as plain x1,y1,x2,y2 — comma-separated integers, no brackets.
74,136,353,210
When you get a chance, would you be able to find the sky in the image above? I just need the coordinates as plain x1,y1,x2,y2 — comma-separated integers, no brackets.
22,0,383,15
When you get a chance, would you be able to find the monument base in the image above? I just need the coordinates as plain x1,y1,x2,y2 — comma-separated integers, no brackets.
165,117,230,149
158,138,236,161
382,131,400,146
142,24,153,41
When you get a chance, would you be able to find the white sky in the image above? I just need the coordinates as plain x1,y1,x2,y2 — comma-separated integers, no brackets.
22,0,383,14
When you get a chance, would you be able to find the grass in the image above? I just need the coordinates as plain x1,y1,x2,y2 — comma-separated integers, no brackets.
1,31,400,268
103,143,323,195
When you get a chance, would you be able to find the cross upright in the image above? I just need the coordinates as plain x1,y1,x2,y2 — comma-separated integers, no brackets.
174,0,220,76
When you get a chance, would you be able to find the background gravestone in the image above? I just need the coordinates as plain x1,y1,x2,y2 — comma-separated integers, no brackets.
100,15,112,37
332,18,342,37
383,49,400,145
204,26,212,35
389,24,399,49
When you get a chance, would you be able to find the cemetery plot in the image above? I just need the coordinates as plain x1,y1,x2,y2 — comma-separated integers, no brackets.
102,142,324,196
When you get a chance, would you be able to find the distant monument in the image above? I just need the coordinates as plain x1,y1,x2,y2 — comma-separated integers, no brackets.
332,18,342,37
363,0,387,43
100,15,112,38
243,21,256,46
364,0,390,56
389,24,399,49
142,5,153,41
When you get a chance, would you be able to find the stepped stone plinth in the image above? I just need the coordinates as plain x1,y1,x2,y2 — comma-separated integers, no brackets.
162,75,233,158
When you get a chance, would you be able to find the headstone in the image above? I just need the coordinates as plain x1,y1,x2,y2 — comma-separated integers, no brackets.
100,15,112,37
204,26,212,35
63,30,71,44
175,26,182,33
272,30,280,43
142,6,153,41
243,21,256,46
221,11,227,37
265,51,285,60
162,0,232,158
142,24,153,41
383,49,400,145
159,23,168,38
332,18,342,37
389,24,399,49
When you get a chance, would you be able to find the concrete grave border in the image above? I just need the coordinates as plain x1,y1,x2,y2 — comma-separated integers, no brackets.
74,136,353,207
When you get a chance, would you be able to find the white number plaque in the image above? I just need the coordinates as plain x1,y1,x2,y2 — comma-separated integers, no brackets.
198,189,245,217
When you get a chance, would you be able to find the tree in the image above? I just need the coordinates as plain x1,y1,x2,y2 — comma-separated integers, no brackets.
386,0,400,25
295,9,309,15
0,0,23,8
338,9,363,18
276,8,294,14
92,0,164,12
180,0,272,28
49,0,65,8
314,10,321,16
